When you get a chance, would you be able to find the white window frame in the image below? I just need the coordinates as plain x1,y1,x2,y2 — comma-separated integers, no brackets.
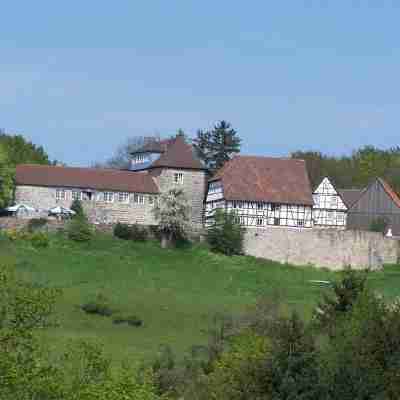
103,192,114,203
118,192,130,203
56,189,66,201
174,172,184,185
72,190,82,201
134,193,145,204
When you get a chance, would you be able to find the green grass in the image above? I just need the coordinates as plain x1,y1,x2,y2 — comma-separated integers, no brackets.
1,232,400,365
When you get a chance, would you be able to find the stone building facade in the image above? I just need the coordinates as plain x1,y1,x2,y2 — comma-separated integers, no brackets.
15,135,207,227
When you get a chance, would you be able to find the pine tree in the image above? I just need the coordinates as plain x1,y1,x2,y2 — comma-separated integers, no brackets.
193,121,241,173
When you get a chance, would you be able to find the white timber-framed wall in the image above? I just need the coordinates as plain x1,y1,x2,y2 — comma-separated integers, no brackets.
205,180,313,228
312,177,347,228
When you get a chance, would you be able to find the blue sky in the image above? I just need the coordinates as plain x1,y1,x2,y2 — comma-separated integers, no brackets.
1,1,399,166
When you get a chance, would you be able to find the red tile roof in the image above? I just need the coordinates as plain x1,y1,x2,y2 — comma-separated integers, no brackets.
378,178,400,209
210,156,314,205
16,164,159,194
150,135,206,170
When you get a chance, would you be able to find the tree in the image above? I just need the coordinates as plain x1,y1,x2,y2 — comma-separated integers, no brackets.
153,188,190,248
0,129,52,207
206,209,245,256
71,199,85,218
193,121,241,173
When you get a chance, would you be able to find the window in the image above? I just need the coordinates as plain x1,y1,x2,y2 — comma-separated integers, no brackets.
174,172,183,184
134,194,145,204
257,202,264,210
118,192,130,203
103,192,114,203
257,218,263,226
274,217,280,226
72,190,82,201
56,189,66,201
148,196,154,205
132,154,147,164
271,204,280,212
297,219,305,227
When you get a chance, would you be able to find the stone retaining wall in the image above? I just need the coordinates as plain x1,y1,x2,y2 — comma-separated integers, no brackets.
244,227,400,270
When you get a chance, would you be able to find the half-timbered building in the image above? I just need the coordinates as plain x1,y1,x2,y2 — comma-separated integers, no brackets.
312,177,347,228
205,156,314,228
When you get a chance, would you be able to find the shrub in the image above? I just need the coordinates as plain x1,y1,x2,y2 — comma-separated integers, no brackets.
113,314,143,327
67,216,92,242
70,199,84,218
114,222,132,240
130,224,148,242
29,231,50,248
81,293,114,317
27,218,48,232
370,216,389,233
206,209,245,256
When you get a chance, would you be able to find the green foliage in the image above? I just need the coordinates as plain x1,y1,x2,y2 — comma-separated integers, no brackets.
291,145,400,192
82,293,114,317
206,209,245,256
27,217,48,232
114,222,148,241
314,268,367,334
114,222,132,240
370,216,389,233
113,314,143,327
67,215,93,242
29,231,50,248
193,120,241,172
0,130,52,207
71,198,85,218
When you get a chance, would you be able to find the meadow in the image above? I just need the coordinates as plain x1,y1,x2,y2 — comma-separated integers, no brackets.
1,232,400,365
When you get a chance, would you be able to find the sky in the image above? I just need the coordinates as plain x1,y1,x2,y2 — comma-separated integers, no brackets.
1,1,400,166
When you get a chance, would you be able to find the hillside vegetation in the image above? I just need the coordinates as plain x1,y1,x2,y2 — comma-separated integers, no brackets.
1,232,400,365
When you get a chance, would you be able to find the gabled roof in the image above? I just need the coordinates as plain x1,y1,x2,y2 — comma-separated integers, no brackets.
338,189,363,209
377,178,400,208
16,164,159,194
210,156,314,206
149,135,206,170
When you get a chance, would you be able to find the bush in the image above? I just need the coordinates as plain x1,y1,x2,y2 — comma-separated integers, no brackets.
370,216,389,233
113,314,143,327
70,199,84,218
114,222,148,242
27,218,48,232
206,209,245,256
114,222,132,240
67,216,92,242
81,293,114,317
130,224,148,242
29,231,50,248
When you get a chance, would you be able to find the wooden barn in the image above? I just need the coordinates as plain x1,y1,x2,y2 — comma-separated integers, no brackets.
339,178,400,235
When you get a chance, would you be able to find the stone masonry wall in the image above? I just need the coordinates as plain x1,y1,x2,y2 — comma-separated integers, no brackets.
15,185,157,225
150,168,207,227
244,227,400,270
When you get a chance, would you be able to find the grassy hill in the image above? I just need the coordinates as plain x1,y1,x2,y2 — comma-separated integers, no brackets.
1,232,400,365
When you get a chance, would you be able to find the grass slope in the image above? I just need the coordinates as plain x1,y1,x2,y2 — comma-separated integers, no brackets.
1,233,399,364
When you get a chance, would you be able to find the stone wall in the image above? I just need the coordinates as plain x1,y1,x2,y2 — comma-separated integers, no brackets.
244,227,400,270
15,185,157,225
150,168,207,226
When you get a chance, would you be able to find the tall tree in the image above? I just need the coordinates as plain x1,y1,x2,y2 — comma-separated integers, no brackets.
0,130,52,207
193,120,241,173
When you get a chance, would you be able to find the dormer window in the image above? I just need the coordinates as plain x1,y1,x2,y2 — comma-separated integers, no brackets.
132,154,147,164
174,172,183,184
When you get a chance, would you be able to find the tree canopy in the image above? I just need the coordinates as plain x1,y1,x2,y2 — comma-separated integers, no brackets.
193,120,241,173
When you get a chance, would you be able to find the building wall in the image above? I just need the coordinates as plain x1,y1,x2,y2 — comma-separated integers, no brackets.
312,177,347,228
150,168,207,226
348,180,400,235
244,227,399,270
15,185,157,225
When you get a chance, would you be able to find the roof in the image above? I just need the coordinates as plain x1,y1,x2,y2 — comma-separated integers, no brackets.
210,156,314,206
378,178,400,209
133,139,172,154
150,135,206,170
16,164,159,194
338,189,364,208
